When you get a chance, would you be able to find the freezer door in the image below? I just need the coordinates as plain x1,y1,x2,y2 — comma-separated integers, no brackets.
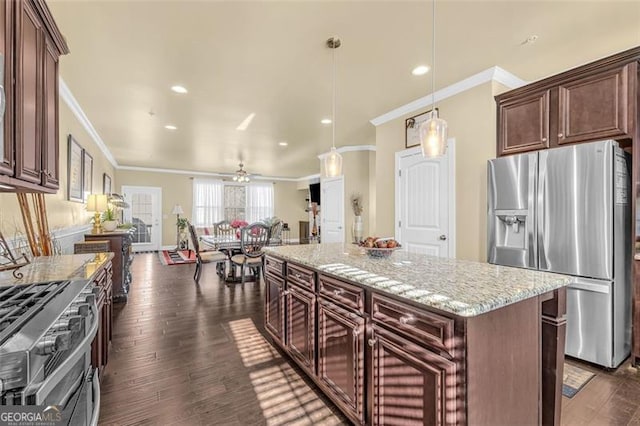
487,153,537,269
538,140,613,279
565,278,614,367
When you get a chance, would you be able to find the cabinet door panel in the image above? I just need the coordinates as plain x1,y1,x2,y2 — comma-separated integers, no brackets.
0,0,13,176
558,64,631,144
286,286,315,374
371,327,458,426
498,90,550,156
15,1,42,184
317,299,364,423
265,272,285,345
41,37,58,189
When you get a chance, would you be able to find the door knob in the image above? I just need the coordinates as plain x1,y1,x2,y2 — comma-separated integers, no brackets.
439,235,447,241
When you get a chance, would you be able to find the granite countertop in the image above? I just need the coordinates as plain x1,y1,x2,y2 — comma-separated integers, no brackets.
265,243,573,317
0,253,114,287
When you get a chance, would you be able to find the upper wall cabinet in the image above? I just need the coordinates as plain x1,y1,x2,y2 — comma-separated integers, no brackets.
0,0,68,192
496,50,638,157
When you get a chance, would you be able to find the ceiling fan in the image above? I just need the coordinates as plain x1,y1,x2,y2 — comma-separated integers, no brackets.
232,162,251,183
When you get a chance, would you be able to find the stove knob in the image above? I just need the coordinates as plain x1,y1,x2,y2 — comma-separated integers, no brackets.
67,304,89,317
35,334,61,355
76,294,95,305
52,315,83,332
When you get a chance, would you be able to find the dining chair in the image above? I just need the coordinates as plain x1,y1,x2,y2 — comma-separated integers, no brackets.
188,222,228,283
268,219,284,246
230,223,270,284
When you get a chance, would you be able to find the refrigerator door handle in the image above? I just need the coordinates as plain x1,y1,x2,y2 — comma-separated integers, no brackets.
569,280,611,294
537,150,548,270
528,153,538,269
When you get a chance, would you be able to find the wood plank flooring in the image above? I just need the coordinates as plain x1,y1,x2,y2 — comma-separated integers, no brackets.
100,253,640,425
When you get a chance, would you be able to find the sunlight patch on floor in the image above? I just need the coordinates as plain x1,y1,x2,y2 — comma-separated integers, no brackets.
228,318,280,367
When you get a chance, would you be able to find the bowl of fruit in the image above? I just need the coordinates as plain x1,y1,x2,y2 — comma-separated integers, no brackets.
359,237,402,258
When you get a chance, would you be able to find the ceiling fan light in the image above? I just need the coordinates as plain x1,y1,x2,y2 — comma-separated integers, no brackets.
419,110,448,158
324,147,343,177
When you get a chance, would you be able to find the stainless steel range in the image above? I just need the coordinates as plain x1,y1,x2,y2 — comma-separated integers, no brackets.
0,279,100,425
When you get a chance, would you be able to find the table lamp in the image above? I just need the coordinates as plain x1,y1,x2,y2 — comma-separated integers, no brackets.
87,194,108,234
171,204,184,250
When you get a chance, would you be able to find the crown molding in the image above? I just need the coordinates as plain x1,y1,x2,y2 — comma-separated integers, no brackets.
59,78,119,168
117,165,317,182
317,144,377,159
370,66,527,126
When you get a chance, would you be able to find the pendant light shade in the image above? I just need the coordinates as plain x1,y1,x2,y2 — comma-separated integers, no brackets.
324,147,343,178
420,109,448,158
420,0,448,159
323,36,343,177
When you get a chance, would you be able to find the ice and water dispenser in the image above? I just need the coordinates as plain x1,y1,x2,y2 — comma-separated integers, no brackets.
487,153,537,269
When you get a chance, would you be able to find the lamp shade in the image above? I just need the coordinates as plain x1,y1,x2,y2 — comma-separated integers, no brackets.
171,204,184,215
323,147,343,177
86,194,108,212
419,110,448,158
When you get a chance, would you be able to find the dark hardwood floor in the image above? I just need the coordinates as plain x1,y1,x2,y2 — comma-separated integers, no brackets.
100,253,640,425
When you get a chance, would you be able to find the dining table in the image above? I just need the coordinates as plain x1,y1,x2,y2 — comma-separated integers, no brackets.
200,234,247,283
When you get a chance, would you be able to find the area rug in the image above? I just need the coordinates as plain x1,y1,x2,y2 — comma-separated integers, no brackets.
158,250,196,266
562,363,595,398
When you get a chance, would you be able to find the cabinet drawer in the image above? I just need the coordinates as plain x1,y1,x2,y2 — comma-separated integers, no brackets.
371,293,455,357
287,263,315,291
319,274,364,313
265,256,285,277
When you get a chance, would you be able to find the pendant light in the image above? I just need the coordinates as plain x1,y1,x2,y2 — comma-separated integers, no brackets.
324,36,343,177
419,0,448,158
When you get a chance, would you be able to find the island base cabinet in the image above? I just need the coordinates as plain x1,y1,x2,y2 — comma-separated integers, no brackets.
265,273,285,345
285,285,315,375
317,299,365,425
369,327,458,426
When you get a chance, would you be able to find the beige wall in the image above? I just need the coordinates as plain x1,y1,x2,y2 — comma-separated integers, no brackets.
115,169,309,246
0,101,116,237
375,82,497,261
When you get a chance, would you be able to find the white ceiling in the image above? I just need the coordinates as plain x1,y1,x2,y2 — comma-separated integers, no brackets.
48,0,640,178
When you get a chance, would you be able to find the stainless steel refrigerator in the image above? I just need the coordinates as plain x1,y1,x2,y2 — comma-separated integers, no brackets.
487,140,631,368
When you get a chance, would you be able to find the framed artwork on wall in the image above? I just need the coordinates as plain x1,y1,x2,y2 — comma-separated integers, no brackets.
405,108,438,149
83,150,93,203
103,173,112,195
67,135,83,202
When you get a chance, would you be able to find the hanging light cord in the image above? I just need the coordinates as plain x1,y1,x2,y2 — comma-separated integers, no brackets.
431,0,436,114
332,37,337,149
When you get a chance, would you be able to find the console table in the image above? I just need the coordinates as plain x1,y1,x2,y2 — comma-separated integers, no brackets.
85,229,133,302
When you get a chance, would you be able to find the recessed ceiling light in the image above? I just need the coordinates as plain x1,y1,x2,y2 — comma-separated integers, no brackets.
164,125,177,130
171,85,188,94
321,118,332,124
411,65,430,76
236,113,256,131
279,142,288,146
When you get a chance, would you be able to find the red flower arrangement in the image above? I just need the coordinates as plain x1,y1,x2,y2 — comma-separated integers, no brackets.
230,219,248,239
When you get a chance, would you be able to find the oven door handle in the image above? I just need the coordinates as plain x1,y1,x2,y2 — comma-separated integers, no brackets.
90,370,100,426
35,301,99,404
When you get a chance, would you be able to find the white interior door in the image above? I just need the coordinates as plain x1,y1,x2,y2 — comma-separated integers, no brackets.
122,186,162,252
395,141,455,257
321,177,345,243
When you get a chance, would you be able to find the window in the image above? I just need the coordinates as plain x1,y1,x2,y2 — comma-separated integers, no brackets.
192,180,274,225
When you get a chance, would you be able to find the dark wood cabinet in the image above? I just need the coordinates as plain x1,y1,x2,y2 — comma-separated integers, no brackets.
317,298,365,424
0,0,67,192
85,230,133,303
557,63,632,145
496,60,637,157
91,259,113,375
41,35,58,189
370,326,457,426
265,272,285,346
497,89,550,156
0,1,13,176
285,285,315,374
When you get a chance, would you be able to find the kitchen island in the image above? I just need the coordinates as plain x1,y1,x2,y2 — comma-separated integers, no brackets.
264,243,573,425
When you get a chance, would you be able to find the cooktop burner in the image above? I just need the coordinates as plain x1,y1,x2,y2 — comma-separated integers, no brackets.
0,281,70,345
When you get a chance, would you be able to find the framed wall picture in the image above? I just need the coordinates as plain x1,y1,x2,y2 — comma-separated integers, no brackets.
83,150,93,203
405,108,438,149
67,135,83,202
103,173,112,195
